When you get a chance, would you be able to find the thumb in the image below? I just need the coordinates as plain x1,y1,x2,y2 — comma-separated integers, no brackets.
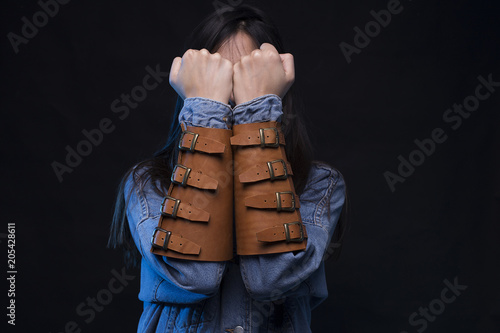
260,42,278,54
279,53,295,82
169,56,182,86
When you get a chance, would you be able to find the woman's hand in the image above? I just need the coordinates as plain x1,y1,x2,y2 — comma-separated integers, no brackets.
232,43,295,105
169,48,234,104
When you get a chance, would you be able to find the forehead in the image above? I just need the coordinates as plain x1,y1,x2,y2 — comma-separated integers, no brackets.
215,30,259,64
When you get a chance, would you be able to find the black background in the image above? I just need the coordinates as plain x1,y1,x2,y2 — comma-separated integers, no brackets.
1,0,499,332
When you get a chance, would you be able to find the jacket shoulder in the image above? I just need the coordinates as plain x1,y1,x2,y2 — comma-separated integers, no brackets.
300,161,346,229
302,160,344,194
123,163,167,223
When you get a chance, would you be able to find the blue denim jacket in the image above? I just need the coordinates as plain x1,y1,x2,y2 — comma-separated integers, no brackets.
125,94,346,332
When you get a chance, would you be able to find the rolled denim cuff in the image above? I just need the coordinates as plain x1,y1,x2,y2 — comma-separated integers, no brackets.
233,94,283,125
179,97,233,129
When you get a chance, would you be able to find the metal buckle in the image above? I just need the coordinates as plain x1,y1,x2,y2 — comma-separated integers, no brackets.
160,195,181,218
283,222,304,243
151,227,172,251
178,130,199,152
276,191,296,212
266,160,288,180
171,164,191,186
259,127,280,148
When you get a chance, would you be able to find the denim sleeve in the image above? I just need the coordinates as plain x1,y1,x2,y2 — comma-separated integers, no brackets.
125,171,227,301
239,167,346,302
232,94,283,124
233,94,345,301
179,97,233,129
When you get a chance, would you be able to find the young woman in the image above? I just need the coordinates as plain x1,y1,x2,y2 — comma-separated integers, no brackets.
109,4,346,332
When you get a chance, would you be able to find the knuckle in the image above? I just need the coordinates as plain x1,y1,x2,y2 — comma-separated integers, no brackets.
184,49,195,57
251,49,261,55
269,51,279,58
223,58,233,68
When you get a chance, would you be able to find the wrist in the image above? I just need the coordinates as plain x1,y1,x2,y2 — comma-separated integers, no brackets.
235,92,276,106
185,94,230,105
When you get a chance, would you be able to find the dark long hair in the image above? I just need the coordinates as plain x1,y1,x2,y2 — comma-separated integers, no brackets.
108,4,346,267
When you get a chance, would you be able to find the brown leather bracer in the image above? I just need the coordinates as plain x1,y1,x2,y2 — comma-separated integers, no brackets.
231,121,308,255
150,123,234,261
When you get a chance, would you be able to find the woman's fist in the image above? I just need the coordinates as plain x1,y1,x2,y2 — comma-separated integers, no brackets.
232,43,295,105
169,48,234,104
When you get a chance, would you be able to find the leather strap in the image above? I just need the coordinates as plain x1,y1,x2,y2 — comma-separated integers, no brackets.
232,121,307,255
179,130,226,154
161,196,210,222
151,228,201,255
171,164,218,190
230,127,286,147
256,222,308,243
239,160,293,183
245,192,301,210
152,124,234,261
